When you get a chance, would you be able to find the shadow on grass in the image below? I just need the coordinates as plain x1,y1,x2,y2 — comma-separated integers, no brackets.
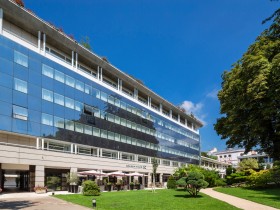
174,194,203,198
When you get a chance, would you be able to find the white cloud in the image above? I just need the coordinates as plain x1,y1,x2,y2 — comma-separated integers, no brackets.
180,100,207,125
206,89,219,99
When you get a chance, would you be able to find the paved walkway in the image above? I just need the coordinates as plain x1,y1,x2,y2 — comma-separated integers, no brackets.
201,188,278,210
0,191,90,210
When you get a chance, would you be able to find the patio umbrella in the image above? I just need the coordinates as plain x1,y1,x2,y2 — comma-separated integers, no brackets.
78,170,107,176
125,172,145,177
106,171,127,177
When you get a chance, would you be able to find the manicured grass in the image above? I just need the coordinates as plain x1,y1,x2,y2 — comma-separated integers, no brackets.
55,189,240,210
214,187,280,209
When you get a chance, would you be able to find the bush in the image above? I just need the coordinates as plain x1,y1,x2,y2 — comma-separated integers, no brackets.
215,179,227,187
82,180,100,196
176,171,208,197
247,169,273,187
167,176,176,189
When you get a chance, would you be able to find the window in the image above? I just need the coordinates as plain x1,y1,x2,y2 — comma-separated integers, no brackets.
75,101,83,112
14,51,28,67
85,84,92,95
75,80,84,92
108,131,115,140
54,70,65,83
101,129,107,138
65,75,75,87
65,120,74,131
84,125,92,135
13,105,28,120
65,97,74,109
92,127,100,136
75,122,84,133
42,113,53,126
54,116,64,128
42,89,53,102
42,64,54,78
54,93,64,106
100,91,107,102
14,78,27,93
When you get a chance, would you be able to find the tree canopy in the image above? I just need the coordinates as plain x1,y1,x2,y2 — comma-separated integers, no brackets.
215,15,280,160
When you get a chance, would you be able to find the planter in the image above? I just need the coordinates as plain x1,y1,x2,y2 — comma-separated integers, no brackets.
35,189,47,194
135,184,141,190
107,185,112,192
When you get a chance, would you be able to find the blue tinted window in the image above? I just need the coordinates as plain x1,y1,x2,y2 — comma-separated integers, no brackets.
12,118,27,134
14,51,28,67
65,97,74,109
54,116,64,128
54,93,64,106
42,64,54,78
28,121,41,136
14,64,28,81
65,75,75,87
0,86,12,103
42,113,53,126
29,109,41,123
14,78,27,93
13,105,28,120
0,101,12,117
54,70,65,83
75,80,84,92
29,69,42,86
85,84,92,95
42,89,53,102
13,90,27,107
28,95,41,111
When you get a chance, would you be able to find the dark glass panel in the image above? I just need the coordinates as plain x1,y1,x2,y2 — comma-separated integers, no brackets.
12,118,27,134
0,57,13,76
0,115,12,131
28,95,41,112
0,72,13,88
13,90,28,107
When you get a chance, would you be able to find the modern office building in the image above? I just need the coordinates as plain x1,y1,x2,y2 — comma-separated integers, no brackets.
0,0,202,192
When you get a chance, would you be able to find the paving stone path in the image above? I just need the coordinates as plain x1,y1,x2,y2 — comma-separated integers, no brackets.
201,188,278,210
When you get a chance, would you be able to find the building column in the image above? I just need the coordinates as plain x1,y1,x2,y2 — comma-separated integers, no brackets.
148,172,152,187
70,144,74,154
159,103,163,113
75,52,78,69
134,88,138,100
35,165,45,187
100,148,103,157
74,144,77,154
43,33,46,54
148,96,151,107
71,51,75,67
41,138,44,150
178,115,180,122
169,110,172,118
0,163,3,190
159,173,163,184
98,66,103,81
36,138,40,149
97,148,100,157
38,31,41,52
70,167,77,173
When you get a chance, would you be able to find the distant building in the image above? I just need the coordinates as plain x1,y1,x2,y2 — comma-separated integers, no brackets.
200,156,229,178
212,148,245,167
237,153,273,168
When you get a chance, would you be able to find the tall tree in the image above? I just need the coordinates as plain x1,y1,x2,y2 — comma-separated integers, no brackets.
151,157,159,192
215,15,280,160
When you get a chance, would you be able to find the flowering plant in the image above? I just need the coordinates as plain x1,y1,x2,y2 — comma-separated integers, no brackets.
33,186,47,192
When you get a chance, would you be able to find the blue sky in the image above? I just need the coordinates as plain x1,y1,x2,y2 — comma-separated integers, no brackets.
25,0,279,152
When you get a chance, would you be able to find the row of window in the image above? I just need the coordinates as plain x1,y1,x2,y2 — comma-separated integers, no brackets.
41,88,198,150
43,139,181,166
40,112,199,160
41,63,199,141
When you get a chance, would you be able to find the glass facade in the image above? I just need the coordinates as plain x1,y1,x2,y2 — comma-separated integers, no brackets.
0,35,200,164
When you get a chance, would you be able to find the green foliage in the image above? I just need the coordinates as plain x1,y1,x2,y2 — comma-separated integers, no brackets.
201,152,218,160
215,179,227,187
66,172,79,185
226,170,252,185
82,180,100,196
238,158,259,172
226,166,236,176
167,175,177,189
80,36,92,51
247,169,273,187
177,171,209,197
214,16,280,160
174,164,220,187
46,176,60,190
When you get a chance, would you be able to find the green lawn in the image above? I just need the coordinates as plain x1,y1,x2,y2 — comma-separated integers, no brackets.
214,187,280,209
55,189,240,210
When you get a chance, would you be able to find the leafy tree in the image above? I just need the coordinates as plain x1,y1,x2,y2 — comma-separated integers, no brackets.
176,171,209,197
167,175,176,189
214,15,280,160
151,157,159,192
238,158,259,172
82,180,100,196
46,176,60,191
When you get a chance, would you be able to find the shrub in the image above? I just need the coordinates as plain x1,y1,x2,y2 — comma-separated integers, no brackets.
167,176,176,189
215,179,227,187
82,180,100,196
247,169,273,187
176,171,208,197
